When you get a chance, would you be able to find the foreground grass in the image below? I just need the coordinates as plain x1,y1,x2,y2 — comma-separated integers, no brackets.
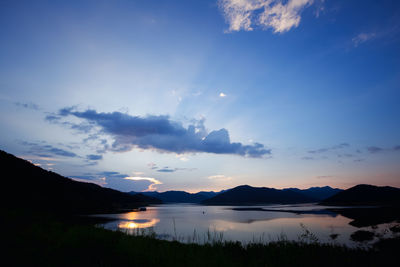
4,211,399,267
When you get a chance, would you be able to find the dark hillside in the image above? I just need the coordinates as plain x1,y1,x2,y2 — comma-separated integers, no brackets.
1,150,161,214
321,184,400,206
202,185,315,205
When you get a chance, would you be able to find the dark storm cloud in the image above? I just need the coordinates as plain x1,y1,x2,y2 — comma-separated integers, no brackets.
21,141,78,158
56,108,271,158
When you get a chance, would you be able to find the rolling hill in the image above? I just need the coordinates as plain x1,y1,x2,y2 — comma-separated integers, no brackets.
130,190,221,203
320,184,400,206
202,185,316,205
284,186,343,201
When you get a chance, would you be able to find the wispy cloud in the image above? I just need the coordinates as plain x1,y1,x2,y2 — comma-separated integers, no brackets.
366,146,400,154
156,167,197,173
352,32,376,47
208,174,232,181
69,171,161,192
52,107,271,158
367,146,384,153
157,168,175,173
218,0,315,33
14,102,39,110
86,154,103,161
124,176,162,191
20,141,78,158
308,143,349,154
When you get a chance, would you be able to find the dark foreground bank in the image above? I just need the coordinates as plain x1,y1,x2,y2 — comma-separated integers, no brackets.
3,210,399,267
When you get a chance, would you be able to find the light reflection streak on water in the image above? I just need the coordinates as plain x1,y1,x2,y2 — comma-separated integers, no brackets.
118,218,160,229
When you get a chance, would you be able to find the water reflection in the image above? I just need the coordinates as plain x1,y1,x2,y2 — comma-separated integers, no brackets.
96,204,397,246
118,218,160,229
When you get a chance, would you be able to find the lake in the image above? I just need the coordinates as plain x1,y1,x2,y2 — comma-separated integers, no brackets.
95,204,395,246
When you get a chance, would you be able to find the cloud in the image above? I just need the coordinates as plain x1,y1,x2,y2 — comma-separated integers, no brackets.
20,141,78,158
366,146,400,154
86,154,103,161
219,92,227,97
156,167,197,173
97,171,127,179
70,171,162,192
208,174,232,181
148,162,158,170
352,32,376,47
367,146,384,153
308,143,349,154
124,177,162,191
157,168,175,173
218,0,315,33
55,107,271,158
337,154,353,158
14,102,39,110
208,174,232,180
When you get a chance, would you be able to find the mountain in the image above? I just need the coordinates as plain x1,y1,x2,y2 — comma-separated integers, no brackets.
320,184,400,206
284,186,343,201
1,150,161,214
202,185,316,205
130,190,220,203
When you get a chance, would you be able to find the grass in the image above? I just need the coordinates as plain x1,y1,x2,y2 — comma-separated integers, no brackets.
3,210,399,267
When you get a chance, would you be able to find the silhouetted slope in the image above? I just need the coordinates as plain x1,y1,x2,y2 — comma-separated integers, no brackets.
321,184,400,206
284,186,343,201
130,190,219,203
202,185,315,205
1,150,161,214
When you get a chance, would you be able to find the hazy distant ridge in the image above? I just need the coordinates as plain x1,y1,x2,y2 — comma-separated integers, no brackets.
129,190,221,203
284,186,343,201
131,186,343,204
201,185,317,205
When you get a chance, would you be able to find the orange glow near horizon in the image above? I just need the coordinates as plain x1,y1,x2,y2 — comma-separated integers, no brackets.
118,218,160,229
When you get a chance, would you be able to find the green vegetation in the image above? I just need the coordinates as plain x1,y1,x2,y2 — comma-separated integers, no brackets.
4,210,399,267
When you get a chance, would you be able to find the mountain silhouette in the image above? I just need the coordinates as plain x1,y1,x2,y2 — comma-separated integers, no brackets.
130,190,220,203
284,186,343,201
1,150,161,214
202,185,316,205
321,184,400,206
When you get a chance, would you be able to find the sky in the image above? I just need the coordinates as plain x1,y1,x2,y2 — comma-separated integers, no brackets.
1,0,399,192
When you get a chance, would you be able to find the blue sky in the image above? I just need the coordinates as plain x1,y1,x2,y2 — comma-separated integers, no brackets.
1,0,399,192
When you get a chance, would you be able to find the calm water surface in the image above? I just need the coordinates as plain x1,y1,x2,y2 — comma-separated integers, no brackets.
95,204,391,246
